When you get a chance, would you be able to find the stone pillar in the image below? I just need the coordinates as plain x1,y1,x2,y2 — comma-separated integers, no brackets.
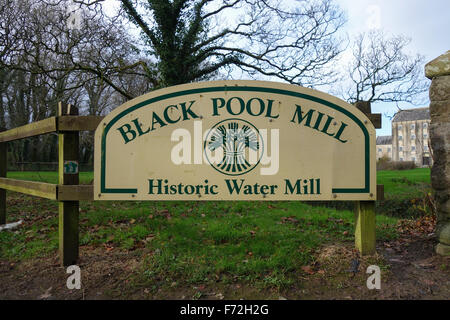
425,50,450,255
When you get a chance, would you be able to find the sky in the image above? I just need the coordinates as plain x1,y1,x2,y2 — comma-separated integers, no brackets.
335,0,450,136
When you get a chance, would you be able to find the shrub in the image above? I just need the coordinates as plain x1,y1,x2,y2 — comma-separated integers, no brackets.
376,193,436,219
377,160,416,171
392,161,416,170
376,155,391,170
305,188,435,219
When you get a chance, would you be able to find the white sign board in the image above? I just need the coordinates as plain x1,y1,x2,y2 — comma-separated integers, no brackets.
94,81,376,201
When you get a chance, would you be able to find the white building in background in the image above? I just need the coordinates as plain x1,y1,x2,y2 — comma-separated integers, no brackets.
376,136,392,160
391,107,432,167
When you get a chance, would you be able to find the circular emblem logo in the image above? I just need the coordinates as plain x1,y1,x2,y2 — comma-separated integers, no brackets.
204,118,264,176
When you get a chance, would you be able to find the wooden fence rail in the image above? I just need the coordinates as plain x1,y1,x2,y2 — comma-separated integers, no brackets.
0,115,103,143
0,178,94,201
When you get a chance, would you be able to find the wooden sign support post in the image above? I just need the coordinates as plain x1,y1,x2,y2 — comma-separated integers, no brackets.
354,201,376,254
58,103,80,266
0,128,6,225
354,101,379,255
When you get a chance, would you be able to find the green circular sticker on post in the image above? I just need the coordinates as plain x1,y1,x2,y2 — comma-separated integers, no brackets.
64,161,79,174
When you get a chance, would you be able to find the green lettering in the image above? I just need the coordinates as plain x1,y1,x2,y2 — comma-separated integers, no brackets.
226,97,245,115
312,111,325,130
211,98,225,116
180,100,199,120
151,112,167,130
290,105,315,127
334,122,348,143
225,179,245,194
320,115,335,137
164,105,181,124
117,123,137,144
148,179,163,194
246,97,265,116
265,99,279,119
284,179,301,194
132,118,150,136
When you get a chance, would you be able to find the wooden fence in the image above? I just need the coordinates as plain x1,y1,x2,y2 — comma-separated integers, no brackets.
0,103,102,265
0,101,383,266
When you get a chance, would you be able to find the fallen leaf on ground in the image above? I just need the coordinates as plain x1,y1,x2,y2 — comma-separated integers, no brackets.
301,266,315,275
215,293,224,299
422,279,435,286
39,287,52,300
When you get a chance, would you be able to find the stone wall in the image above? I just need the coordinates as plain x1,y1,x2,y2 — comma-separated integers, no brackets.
425,50,450,255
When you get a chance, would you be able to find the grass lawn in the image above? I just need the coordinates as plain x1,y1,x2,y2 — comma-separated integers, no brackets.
6,171,94,185
1,170,405,290
377,167,431,199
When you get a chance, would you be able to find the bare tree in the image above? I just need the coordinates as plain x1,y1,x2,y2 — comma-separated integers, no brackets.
0,0,31,128
75,0,346,91
2,0,148,98
340,30,429,104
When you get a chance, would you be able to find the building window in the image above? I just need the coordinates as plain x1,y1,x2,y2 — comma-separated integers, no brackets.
411,146,416,151
399,146,403,151
412,157,415,162
399,136,402,141
400,158,403,161
378,148,382,152
424,146,429,151
388,148,391,152
411,124,415,129
423,123,428,128
424,133,428,139
398,125,402,130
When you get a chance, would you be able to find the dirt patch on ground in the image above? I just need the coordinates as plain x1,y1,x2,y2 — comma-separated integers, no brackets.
0,246,146,300
1,232,448,300
376,236,449,299
284,236,449,300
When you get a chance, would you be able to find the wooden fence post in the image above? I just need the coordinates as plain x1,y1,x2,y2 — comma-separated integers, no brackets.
353,101,377,255
58,103,80,266
0,127,6,225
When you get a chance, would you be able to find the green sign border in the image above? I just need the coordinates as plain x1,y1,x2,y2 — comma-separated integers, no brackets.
100,86,371,194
